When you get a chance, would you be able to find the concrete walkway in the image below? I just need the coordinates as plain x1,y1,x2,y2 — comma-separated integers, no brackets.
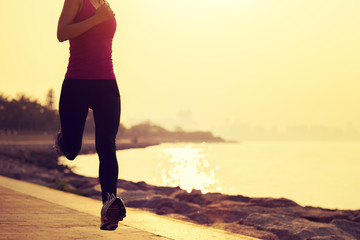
0,176,258,240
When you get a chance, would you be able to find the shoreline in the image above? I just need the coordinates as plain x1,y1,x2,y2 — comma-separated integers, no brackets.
0,144,359,240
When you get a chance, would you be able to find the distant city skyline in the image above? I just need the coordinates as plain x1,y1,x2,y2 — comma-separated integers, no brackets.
212,121,360,141
122,110,360,141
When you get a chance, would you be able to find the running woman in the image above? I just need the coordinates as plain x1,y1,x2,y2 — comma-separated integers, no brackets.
56,0,125,230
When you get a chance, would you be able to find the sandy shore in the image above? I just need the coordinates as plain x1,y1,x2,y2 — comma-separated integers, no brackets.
0,143,359,240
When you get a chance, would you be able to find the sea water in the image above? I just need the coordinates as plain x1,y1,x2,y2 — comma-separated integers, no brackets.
59,141,360,210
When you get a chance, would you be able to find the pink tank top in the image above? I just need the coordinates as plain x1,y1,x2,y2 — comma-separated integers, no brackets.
65,0,117,79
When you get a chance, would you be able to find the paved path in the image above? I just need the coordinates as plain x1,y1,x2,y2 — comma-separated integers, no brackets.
0,176,258,240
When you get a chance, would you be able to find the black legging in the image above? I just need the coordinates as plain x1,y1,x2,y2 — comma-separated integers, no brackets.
58,78,121,203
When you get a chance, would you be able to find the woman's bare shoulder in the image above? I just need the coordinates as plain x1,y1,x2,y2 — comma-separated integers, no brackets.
61,0,83,16
63,0,83,8
66,0,82,3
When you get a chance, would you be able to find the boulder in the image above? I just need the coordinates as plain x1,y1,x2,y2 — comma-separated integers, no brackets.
187,211,214,224
169,189,189,198
331,219,360,239
308,236,350,240
133,181,154,191
142,196,201,216
244,213,356,240
201,192,228,204
119,190,156,207
144,197,178,215
82,187,101,198
204,204,251,223
225,194,251,203
213,223,280,240
248,197,300,208
349,211,360,222
174,191,208,206
298,206,351,223
152,185,182,196
118,179,142,191
353,216,360,223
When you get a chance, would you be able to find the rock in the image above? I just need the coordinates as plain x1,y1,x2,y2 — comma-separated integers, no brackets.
187,211,214,224
225,210,251,223
82,187,101,198
204,204,251,223
142,196,201,216
190,189,202,195
244,213,356,240
152,186,181,196
213,223,280,240
93,184,102,192
120,191,202,216
225,195,251,203
308,236,349,240
203,206,233,223
299,206,351,223
202,192,228,204
119,190,156,207
331,219,360,239
174,191,208,206
169,189,189,198
351,211,360,223
118,179,142,191
133,181,154,191
249,197,300,208
173,189,228,206
144,197,178,215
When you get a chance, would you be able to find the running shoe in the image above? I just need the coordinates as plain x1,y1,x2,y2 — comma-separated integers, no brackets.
53,130,64,156
100,193,126,230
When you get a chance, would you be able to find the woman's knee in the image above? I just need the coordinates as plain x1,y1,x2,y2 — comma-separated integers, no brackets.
96,136,116,155
65,152,78,160
64,151,78,160
63,144,81,160
57,132,81,160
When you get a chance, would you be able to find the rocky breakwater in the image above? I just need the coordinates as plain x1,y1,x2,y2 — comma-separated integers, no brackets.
116,182,360,240
53,174,360,240
1,145,360,240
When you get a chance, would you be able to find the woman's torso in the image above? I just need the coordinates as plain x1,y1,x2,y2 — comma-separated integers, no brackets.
65,0,117,79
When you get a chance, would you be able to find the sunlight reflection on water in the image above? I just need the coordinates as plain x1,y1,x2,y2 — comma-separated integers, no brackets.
59,142,360,209
158,144,220,193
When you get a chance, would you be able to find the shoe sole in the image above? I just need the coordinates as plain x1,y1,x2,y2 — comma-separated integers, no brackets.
53,131,65,157
100,198,126,231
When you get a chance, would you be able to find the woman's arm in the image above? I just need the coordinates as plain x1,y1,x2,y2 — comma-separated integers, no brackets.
57,0,115,42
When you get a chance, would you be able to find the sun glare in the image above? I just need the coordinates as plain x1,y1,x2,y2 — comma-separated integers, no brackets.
159,145,218,193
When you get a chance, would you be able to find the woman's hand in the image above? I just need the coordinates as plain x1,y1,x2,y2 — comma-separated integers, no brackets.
94,2,115,24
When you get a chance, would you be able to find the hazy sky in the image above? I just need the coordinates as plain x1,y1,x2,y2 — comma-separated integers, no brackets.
1,0,359,138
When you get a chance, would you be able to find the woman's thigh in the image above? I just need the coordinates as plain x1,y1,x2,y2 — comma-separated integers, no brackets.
59,79,89,156
92,95,121,141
